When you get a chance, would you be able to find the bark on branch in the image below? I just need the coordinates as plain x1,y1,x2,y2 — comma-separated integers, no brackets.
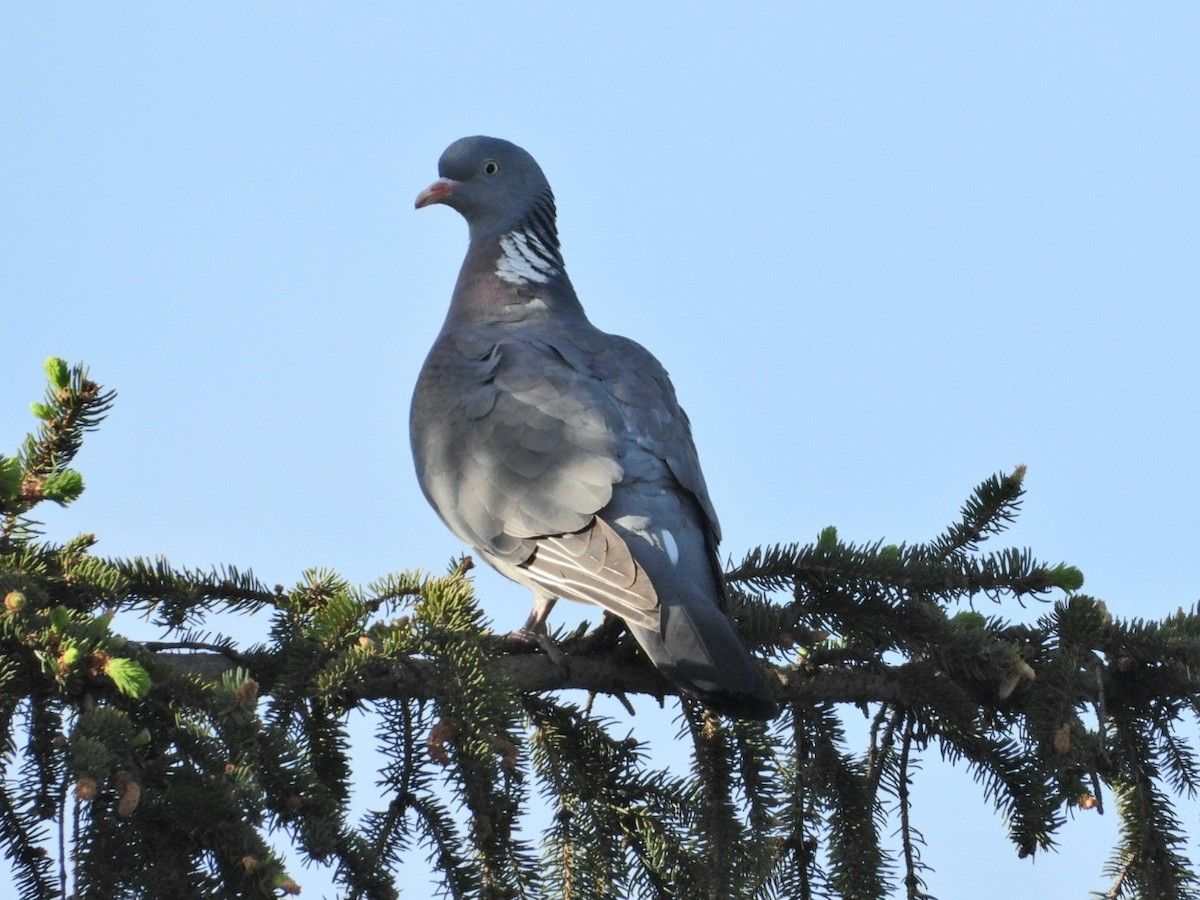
147,644,961,710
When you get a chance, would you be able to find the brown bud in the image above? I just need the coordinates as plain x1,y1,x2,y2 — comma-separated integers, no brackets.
356,635,379,653
492,737,519,769
115,771,141,817
87,651,110,677
1052,723,1071,754
233,679,259,705
427,718,456,766
75,778,98,802
20,475,45,500
998,671,1022,700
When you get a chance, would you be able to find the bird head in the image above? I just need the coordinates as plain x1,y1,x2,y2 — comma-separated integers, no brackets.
415,136,553,240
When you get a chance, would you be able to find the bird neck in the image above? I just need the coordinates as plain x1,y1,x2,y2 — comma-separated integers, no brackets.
443,196,587,330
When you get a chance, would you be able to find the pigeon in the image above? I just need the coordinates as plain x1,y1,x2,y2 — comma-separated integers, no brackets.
411,136,778,720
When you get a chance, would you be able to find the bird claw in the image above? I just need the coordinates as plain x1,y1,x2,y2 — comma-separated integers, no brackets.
504,626,567,667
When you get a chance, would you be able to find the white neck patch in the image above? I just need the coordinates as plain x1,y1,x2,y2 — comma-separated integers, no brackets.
496,230,556,285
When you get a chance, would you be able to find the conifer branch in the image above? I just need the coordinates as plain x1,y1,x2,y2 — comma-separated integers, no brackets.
7,360,1200,899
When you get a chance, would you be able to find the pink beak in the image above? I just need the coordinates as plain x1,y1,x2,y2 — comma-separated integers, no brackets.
415,177,461,209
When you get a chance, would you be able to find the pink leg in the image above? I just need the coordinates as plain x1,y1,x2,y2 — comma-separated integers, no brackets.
521,591,558,634
505,591,565,664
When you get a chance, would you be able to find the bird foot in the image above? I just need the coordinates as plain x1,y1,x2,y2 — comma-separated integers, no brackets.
503,626,567,667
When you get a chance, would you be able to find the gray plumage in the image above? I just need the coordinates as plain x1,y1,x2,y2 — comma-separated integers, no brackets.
411,136,777,719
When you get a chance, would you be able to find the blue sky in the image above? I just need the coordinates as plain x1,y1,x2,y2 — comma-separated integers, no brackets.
3,4,1198,897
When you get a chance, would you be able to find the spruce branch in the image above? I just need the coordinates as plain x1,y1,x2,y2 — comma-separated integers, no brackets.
1,358,114,549
8,359,1200,898
896,719,932,900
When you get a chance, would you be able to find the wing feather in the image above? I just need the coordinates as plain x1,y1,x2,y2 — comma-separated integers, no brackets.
516,517,659,629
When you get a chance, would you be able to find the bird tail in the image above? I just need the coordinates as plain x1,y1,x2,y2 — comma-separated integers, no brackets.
628,595,778,720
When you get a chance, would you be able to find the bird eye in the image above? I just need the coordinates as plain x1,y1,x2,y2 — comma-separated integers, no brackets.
482,160,500,176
